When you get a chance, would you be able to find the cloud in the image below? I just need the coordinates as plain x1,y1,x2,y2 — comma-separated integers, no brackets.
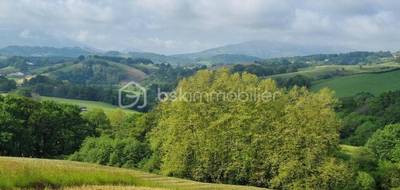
0,0,399,54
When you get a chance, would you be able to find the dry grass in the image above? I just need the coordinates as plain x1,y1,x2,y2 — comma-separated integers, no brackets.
60,185,165,190
0,157,267,190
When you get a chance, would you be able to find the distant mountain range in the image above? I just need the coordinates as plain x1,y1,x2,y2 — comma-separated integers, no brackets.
173,40,351,59
0,46,95,57
0,41,357,65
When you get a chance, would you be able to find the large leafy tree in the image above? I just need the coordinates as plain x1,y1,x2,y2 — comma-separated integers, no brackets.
0,95,94,157
150,68,352,189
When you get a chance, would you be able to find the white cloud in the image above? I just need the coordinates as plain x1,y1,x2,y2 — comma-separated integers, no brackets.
0,0,399,54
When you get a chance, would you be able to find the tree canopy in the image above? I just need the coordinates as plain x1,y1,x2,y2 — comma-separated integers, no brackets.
149,68,352,189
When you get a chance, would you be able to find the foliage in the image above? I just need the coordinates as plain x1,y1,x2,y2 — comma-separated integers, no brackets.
0,95,95,157
149,68,351,189
82,108,112,135
232,60,308,77
375,161,400,189
70,136,151,168
288,51,392,65
275,75,312,89
54,59,130,85
337,91,400,146
366,124,400,162
0,76,16,92
355,172,376,190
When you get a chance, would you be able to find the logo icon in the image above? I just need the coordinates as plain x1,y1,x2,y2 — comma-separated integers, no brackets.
118,81,147,109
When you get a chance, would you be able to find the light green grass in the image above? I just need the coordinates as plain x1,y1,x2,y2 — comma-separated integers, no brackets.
39,96,137,115
0,157,266,190
340,145,364,157
311,69,400,97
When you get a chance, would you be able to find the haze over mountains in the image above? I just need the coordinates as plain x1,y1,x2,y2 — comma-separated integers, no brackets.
0,40,374,65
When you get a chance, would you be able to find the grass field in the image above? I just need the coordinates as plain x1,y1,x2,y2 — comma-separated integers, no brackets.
270,62,400,79
0,157,266,190
39,96,137,115
311,69,400,97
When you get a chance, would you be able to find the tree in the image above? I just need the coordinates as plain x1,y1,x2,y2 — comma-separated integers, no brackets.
82,108,111,135
149,68,351,188
355,172,376,190
0,95,95,157
0,76,17,92
366,124,400,162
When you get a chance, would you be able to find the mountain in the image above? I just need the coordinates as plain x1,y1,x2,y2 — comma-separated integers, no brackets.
0,46,95,57
102,51,196,65
195,54,261,65
174,40,352,59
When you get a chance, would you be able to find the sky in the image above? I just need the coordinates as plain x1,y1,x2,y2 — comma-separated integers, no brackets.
0,0,399,54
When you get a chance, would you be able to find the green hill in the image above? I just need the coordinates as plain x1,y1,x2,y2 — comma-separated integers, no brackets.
0,156,266,190
49,58,147,84
270,62,400,79
311,69,400,97
39,96,136,115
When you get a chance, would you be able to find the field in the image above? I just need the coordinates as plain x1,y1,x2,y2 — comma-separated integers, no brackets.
0,157,266,190
39,96,137,115
311,69,400,97
270,62,400,79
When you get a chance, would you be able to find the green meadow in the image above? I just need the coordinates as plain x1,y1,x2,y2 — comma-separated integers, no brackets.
311,69,400,97
39,96,137,115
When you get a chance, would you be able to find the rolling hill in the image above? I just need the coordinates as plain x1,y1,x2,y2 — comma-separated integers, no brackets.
174,40,350,59
39,96,137,115
311,69,400,97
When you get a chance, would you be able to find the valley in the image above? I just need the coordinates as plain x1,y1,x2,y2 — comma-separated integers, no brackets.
1,46,400,190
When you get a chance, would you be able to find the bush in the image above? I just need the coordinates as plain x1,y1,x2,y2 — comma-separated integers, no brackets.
70,136,151,168
356,172,376,190
376,161,400,189
366,124,400,162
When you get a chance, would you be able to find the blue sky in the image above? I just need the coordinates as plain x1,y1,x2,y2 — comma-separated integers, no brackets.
0,0,399,54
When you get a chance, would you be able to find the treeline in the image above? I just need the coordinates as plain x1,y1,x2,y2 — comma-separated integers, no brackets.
19,75,153,111
91,55,154,65
231,60,308,77
340,91,400,146
290,51,392,65
0,95,95,157
53,59,131,85
0,76,16,92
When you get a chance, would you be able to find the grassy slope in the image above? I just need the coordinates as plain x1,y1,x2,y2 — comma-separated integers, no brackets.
40,96,137,115
311,69,400,97
49,60,147,83
270,62,400,79
0,157,266,190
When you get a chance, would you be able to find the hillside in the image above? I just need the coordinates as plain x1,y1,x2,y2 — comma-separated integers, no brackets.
311,69,400,97
270,62,400,79
49,58,147,84
39,96,137,115
174,40,350,59
0,156,266,190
